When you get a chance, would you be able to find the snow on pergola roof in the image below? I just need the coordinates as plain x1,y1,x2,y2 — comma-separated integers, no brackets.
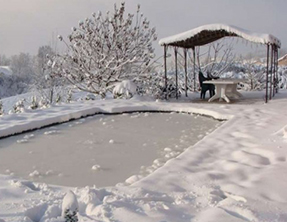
159,24,281,48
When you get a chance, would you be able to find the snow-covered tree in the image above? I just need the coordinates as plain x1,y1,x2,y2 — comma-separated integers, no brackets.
32,45,69,104
10,53,34,77
49,2,157,97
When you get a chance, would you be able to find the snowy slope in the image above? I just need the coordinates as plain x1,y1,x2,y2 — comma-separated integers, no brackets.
0,90,287,221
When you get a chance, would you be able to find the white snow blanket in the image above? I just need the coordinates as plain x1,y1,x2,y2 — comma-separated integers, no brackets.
0,90,287,221
113,80,137,98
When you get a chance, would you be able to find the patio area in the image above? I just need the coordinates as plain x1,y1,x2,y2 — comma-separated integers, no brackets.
159,23,281,103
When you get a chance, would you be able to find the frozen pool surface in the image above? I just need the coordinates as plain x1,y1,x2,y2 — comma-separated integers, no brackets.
0,112,222,187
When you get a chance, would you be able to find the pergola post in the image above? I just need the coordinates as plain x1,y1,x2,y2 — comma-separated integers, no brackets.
192,47,196,92
174,47,178,99
265,44,270,103
269,45,274,100
274,46,278,95
184,48,188,97
164,45,167,99
272,45,276,97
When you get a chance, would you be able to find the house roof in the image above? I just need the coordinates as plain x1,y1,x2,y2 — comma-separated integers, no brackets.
159,24,281,49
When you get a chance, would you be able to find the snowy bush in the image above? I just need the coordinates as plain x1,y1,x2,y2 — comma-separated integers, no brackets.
136,72,181,99
84,93,96,101
48,2,157,97
29,96,39,110
113,80,137,99
56,93,62,103
11,99,26,114
66,89,73,103
39,97,50,108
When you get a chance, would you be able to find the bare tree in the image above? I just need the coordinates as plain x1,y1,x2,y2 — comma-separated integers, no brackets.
240,62,265,90
195,39,235,77
0,55,10,66
10,53,34,77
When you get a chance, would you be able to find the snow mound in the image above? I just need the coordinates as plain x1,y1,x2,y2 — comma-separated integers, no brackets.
62,190,79,217
25,203,48,222
91,165,101,171
113,80,137,99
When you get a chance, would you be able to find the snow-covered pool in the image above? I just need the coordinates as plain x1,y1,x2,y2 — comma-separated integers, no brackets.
0,112,221,187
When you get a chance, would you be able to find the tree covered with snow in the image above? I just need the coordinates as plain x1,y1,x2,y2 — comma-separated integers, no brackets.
48,2,157,98
10,53,35,77
32,45,70,104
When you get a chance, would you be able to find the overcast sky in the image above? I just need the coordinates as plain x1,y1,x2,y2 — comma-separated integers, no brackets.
0,0,286,57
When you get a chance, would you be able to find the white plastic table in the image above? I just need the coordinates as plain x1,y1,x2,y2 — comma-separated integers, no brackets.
203,79,243,103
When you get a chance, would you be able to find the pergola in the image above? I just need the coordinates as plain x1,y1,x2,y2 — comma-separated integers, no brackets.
159,24,281,102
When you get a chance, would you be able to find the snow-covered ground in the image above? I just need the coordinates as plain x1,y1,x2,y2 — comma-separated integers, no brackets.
0,90,287,222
